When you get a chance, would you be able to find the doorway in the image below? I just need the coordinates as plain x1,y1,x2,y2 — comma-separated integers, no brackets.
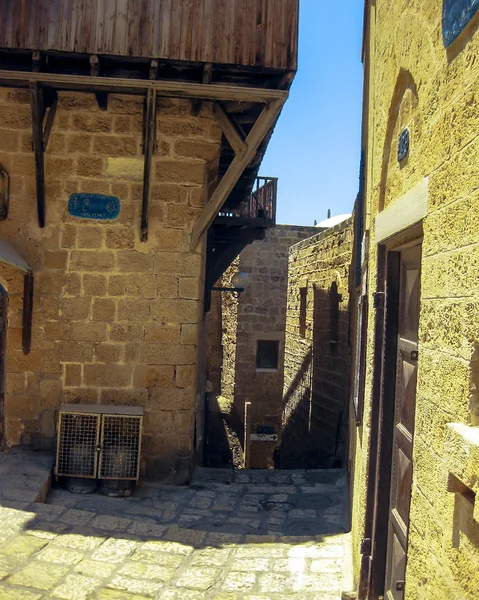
384,243,421,599
367,239,422,600
0,284,7,446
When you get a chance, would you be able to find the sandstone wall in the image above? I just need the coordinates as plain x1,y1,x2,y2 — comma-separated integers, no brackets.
0,88,222,478
207,225,317,468
282,219,353,469
350,2,479,597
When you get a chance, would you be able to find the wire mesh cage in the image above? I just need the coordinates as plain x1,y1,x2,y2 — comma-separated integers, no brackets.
55,405,143,482
98,414,142,480
55,412,100,478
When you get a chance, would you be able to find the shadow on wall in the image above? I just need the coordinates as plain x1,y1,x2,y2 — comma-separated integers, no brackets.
279,284,350,469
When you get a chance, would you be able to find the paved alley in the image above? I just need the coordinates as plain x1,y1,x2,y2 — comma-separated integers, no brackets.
0,468,351,599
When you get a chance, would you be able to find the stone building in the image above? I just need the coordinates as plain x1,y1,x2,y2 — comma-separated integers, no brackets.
282,218,353,469
349,1,479,598
205,225,318,468
0,1,298,481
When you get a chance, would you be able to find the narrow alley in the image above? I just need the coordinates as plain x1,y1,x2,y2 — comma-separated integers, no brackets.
0,465,351,599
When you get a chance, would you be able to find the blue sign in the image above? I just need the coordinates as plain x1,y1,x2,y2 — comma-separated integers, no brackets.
443,0,479,46
68,194,120,220
398,128,409,162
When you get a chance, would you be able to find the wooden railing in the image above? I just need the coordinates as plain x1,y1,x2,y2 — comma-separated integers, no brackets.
218,177,277,226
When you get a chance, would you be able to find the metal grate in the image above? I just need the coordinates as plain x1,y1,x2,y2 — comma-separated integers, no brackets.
98,415,142,480
55,412,100,478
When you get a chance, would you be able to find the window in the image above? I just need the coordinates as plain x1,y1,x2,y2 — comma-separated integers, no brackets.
256,340,279,370
299,286,307,338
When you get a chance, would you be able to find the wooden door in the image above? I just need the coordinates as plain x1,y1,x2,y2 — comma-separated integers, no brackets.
384,244,421,599
0,288,7,445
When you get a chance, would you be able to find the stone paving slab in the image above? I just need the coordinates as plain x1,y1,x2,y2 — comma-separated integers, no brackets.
0,468,352,599
0,450,54,504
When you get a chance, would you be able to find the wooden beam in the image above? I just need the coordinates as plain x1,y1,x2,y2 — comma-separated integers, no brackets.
214,103,247,157
141,88,157,242
42,92,58,150
190,98,285,248
0,70,288,104
30,82,46,228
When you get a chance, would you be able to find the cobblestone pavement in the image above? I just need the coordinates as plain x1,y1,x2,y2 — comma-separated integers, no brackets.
0,468,352,599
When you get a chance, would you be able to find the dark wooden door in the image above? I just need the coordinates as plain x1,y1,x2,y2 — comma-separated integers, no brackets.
0,288,7,446
384,244,421,599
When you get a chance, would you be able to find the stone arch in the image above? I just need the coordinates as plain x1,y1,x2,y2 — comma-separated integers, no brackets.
378,68,420,212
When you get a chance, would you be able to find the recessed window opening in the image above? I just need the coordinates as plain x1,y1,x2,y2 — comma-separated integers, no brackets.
256,340,279,370
299,286,307,338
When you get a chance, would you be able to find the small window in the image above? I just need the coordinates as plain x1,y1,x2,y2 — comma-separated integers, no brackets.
256,340,279,370
299,287,307,338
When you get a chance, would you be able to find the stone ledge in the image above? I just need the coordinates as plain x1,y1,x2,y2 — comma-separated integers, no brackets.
444,422,479,520
0,450,54,503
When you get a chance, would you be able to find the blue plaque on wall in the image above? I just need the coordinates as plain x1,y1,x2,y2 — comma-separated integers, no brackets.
398,128,409,162
68,193,120,220
443,0,479,47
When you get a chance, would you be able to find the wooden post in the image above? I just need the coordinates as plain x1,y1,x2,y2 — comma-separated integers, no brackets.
30,81,46,228
243,401,252,469
141,88,157,242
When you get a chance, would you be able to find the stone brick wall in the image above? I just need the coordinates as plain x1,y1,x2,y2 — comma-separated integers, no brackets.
350,2,479,597
281,219,353,469
206,225,318,468
0,88,222,479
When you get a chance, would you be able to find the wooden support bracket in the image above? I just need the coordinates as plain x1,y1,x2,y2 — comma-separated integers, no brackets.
149,59,159,80
30,82,46,228
42,92,58,150
190,98,285,249
141,88,157,242
214,102,248,157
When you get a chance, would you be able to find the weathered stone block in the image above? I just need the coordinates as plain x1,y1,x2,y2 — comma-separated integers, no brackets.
145,324,180,344
118,298,150,322
64,363,82,387
140,343,196,365
70,251,115,272
83,275,107,296
92,298,116,322
116,251,153,273
110,323,144,343
76,155,105,177
71,322,107,342
61,297,91,320
150,298,199,324
94,343,121,363
83,364,132,387
155,160,205,185
134,365,175,388
105,227,135,249
176,364,197,388
77,226,104,249
93,136,138,157
108,275,157,298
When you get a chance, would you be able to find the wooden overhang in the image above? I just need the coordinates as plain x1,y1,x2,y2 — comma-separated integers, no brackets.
0,0,298,245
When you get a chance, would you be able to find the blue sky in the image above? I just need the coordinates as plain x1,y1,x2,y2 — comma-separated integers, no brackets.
260,0,364,226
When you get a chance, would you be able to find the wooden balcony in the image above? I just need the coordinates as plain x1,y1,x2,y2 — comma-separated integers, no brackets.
216,177,277,228
1,0,299,78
